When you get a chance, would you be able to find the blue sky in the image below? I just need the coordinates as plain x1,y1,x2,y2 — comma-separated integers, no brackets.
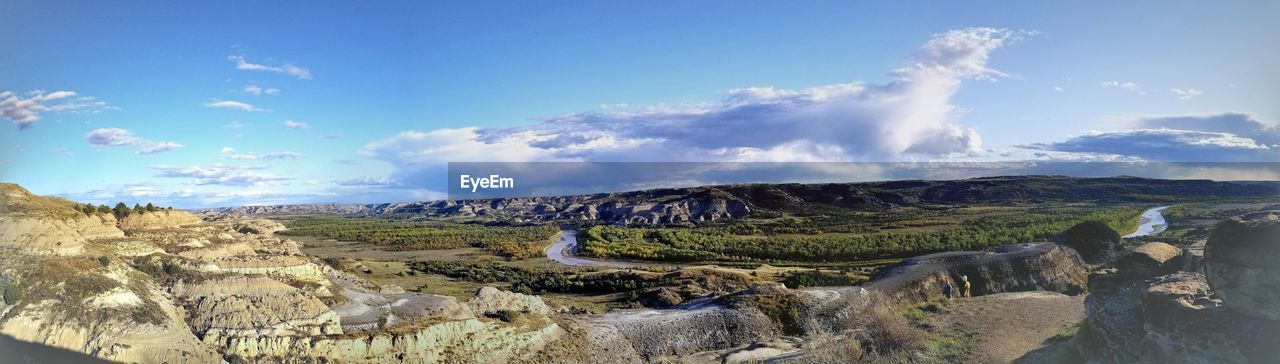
2,1,1278,207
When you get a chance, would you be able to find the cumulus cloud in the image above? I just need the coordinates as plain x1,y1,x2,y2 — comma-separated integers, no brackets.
152,164,289,186
1168,88,1203,100
228,55,311,80
204,100,268,112
284,120,310,129
243,84,280,95
363,27,1023,188
1101,81,1144,94
1,90,116,130
85,128,184,155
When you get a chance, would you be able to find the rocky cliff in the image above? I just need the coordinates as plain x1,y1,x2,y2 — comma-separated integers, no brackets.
1075,211,1280,363
866,242,1089,305
0,183,567,363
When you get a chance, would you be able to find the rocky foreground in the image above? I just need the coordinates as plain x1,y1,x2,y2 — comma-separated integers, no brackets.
2,181,1277,363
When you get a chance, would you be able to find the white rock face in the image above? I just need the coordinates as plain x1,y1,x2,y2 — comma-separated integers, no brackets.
117,210,203,232
468,286,552,315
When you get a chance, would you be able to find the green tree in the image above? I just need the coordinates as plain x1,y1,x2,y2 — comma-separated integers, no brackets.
145,203,156,212
97,204,112,214
133,203,144,213
113,202,129,217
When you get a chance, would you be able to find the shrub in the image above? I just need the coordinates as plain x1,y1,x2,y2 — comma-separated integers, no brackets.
3,277,25,305
97,256,111,267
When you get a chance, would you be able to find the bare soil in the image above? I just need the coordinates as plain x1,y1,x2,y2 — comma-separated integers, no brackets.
931,291,1085,363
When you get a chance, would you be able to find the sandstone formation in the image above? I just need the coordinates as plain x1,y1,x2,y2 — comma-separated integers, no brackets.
469,286,552,316
1114,242,1182,278
867,242,1088,304
0,183,567,363
1076,212,1280,363
1205,210,1280,320
117,210,203,232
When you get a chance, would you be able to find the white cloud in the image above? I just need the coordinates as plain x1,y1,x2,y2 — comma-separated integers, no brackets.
204,100,268,112
363,27,1023,187
228,55,312,80
1053,86,1064,92
152,164,289,186
322,133,342,139
1101,81,1145,94
54,147,72,156
220,148,302,160
284,120,310,129
223,121,248,129
243,84,280,96
85,128,184,155
336,176,397,186
1168,88,1203,100
1,90,117,130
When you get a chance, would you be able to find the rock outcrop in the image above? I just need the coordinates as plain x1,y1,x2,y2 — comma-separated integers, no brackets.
1114,242,1182,278
1076,212,1280,363
867,242,1088,304
1205,210,1280,320
1056,220,1122,263
117,210,203,232
469,286,552,316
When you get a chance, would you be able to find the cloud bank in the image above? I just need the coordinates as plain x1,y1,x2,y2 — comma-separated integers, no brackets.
85,128,183,155
363,27,1025,189
1022,113,1278,162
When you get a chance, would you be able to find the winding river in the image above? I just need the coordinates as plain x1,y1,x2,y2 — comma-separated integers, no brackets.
544,230,645,268
1124,206,1171,238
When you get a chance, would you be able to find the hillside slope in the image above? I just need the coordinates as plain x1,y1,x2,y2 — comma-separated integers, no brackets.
202,176,1280,225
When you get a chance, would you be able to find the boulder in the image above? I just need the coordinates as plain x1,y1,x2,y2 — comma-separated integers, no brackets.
1115,242,1182,278
1138,273,1248,363
468,287,551,316
1056,220,1122,263
1205,211,1280,320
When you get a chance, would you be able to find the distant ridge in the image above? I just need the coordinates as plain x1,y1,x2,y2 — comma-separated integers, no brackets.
196,176,1280,225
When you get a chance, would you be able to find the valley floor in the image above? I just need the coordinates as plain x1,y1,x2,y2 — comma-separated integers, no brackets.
928,291,1084,364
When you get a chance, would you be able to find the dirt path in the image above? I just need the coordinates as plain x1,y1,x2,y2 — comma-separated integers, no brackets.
932,291,1084,363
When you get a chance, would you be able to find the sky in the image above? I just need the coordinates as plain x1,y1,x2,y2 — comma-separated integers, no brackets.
1,1,1278,207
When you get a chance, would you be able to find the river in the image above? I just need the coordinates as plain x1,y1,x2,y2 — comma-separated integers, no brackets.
544,230,646,268
1123,206,1171,238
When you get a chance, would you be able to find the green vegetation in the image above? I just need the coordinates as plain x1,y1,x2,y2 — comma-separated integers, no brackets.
80,201,172,217
279,217,557,252
580,206,1143,263
1,272,24,305
781,269,869,288
407,260,666,295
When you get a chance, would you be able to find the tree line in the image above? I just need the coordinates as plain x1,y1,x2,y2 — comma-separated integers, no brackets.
77,202,172,218
279,217,558,252
579,206,1143,263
